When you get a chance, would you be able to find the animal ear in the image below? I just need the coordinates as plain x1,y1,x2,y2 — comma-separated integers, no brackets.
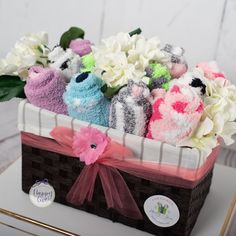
127,79,134,87
170,85,181,93
131,84,143,97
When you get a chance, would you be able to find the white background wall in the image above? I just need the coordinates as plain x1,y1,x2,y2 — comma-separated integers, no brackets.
0,0,235,81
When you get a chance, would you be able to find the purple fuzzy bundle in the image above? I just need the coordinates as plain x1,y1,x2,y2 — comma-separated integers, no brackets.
24,66,67,114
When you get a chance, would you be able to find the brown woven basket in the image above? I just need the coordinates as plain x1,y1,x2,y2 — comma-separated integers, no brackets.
22,143,213,236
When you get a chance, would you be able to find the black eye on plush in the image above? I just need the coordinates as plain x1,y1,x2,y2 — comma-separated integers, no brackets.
60,59,70,70
76,72,90,83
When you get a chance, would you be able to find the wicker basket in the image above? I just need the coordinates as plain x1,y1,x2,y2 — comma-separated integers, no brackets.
22,143,214,236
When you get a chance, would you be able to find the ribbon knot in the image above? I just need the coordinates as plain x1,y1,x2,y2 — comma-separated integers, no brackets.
50,127,143,220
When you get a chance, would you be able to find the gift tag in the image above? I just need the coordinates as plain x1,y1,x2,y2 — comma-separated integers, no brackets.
29,179,55,208
144,195,180,227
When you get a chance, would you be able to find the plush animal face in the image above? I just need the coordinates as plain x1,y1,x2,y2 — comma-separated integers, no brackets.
117,80,150,104
171,69,206,96
48,46,81,82
128,80,150,98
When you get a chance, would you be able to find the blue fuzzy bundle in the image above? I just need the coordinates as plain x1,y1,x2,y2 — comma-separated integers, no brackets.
63,72,110,127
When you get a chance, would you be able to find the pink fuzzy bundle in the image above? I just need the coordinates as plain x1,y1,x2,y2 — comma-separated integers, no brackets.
147,84,203,145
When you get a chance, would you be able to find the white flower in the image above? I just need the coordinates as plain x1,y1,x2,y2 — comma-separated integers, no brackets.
0,32,49,78
93,32,170,88
128,36,169,70
179,71,236,155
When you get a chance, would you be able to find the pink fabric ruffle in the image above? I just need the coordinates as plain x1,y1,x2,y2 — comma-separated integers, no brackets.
22,130,218,188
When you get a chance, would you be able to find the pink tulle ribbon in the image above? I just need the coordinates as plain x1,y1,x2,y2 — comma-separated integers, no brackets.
21,127,219,220
50,127,142,219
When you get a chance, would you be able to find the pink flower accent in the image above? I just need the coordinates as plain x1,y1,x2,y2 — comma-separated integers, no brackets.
72,127,110,165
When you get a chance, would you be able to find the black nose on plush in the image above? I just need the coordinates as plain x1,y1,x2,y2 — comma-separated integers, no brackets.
76,72,89,83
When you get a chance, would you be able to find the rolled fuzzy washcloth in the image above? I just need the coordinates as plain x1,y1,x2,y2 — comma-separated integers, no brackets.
69,39,92,57
24,66,67,114
147,84,203,145
145,63,171,91
109,80,152,137
63,72,110,127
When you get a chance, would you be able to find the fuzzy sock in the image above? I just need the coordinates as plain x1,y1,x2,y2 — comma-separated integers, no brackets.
147,84,203,144
24,66,67,114
109,80,152,137
63,72,110,127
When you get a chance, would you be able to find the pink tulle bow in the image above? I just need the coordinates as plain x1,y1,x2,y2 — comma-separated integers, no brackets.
21,126,219,220
50,126,143,220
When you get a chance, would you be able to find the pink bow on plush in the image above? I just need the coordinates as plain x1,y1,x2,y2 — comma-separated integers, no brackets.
50,126,143,220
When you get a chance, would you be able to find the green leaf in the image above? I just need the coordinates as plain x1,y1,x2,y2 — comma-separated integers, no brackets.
102,85,123,99
37,45,44,53
0,75,26,102
59,27,85,50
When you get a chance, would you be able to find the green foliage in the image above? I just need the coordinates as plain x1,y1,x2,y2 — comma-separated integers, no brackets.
101,84,123,99
59,27,85,50
0,75,26,102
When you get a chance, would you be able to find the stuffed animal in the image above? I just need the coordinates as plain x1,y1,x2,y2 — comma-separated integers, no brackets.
63,72,110,127
24,66,67,114
109,80,152,136
162,44,188,78
48,46,81,82
147,83,203,145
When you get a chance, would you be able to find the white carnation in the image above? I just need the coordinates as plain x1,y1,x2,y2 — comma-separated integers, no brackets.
93,32,170,88
0,32,49,78
179,73,236,155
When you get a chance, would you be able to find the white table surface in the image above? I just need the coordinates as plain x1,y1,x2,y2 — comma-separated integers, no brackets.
0,158,235,236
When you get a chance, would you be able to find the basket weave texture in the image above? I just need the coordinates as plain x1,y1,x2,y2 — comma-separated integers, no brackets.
22,144,213,236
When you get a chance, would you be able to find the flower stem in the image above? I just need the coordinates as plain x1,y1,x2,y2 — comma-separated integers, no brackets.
129,28,142,36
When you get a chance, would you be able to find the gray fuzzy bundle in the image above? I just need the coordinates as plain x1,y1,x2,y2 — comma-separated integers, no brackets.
109,80,152,136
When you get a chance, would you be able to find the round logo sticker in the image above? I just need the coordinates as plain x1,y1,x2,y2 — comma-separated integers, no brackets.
144,195,180,227
29,179,55,208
